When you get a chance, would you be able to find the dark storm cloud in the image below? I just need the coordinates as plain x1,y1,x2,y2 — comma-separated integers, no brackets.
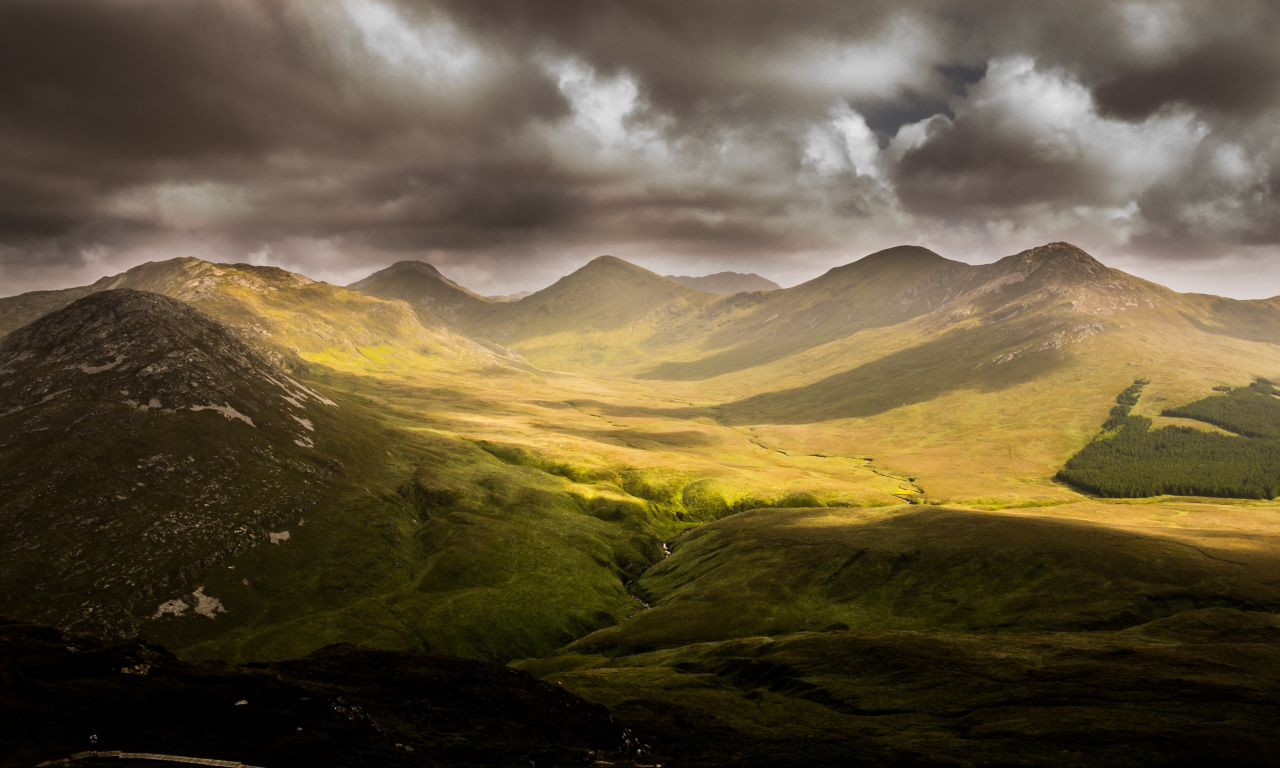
2,0,1280,296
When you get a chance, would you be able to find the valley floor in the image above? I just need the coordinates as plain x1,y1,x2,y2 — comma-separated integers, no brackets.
10,250,1280,764
166,360,1280,765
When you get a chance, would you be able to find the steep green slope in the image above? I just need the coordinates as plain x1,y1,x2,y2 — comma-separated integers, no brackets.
0,290,696,665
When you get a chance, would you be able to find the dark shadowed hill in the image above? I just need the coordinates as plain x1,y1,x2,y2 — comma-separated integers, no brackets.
347,260,492,325
0,618,642,768
0,290,344,638
643,245,996,379
666,271,781,294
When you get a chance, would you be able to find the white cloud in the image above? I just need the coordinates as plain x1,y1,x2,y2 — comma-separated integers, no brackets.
546,58,641,147
773,16,941,101
344,0,482,84
1120,1,1194,63
890,56,1208,206
804,103,882,179
101,182,251,231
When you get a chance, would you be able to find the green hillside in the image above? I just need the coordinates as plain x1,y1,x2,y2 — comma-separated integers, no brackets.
0,256,499,376
0,290,356,637
460,255,716,368
8,242,1280,764
518,502,1280,764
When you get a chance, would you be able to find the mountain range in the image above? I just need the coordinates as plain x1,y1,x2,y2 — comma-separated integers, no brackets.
6,242,1280,765
665,271,781,294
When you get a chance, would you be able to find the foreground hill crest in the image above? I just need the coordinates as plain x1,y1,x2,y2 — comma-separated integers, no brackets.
0,289,331,430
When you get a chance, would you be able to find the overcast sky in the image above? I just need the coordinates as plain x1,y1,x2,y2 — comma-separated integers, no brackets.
3,0,1280,298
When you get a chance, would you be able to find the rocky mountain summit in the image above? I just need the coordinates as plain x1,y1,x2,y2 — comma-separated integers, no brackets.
0,289,332,426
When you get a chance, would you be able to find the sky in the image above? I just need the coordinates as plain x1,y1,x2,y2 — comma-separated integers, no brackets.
3,0,1280,298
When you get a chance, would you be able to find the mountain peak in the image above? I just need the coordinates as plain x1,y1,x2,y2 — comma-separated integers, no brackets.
580,254,647,274
0,289,329,422
347,260,489,322
1017,242,1105,268
381,260,444,277
560,255,680,288
855,245,949,267
347,260,446,289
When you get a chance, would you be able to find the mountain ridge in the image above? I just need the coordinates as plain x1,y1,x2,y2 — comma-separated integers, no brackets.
0,256,501,376
666,271,781,295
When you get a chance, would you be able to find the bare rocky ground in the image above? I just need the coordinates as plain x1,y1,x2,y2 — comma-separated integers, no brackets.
0,291,338,637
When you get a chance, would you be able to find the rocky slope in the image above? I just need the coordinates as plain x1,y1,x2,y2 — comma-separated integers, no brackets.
0,290,342,637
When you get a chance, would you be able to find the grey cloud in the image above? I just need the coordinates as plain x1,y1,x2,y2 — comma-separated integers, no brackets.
3,0,1280,297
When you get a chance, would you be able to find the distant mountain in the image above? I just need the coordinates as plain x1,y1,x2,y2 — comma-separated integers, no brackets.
347,260,492,324
666,272,780,294
461,255,715,366
0,257,499,375
488,290,533,302
644,245,992,379
0,290,341,637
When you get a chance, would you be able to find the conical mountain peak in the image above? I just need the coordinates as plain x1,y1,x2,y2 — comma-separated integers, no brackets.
348,259,490,323
577,254,659,277
347,260,449,290
999,242,1107,277
546,255,688,294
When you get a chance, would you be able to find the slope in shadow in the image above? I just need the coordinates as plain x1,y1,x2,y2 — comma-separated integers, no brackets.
564,504,1280,657
715,320,1071,425
640,336,833,382
641,246,988,382
0,618,636,768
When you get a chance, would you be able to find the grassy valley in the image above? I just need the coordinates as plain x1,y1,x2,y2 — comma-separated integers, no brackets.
7,241,1280,764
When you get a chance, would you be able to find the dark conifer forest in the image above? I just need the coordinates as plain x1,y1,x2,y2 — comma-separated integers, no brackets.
1059,380,1280,499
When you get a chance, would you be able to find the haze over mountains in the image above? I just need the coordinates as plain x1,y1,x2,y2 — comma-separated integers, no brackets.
665,272,781,294
7,241,1280,765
